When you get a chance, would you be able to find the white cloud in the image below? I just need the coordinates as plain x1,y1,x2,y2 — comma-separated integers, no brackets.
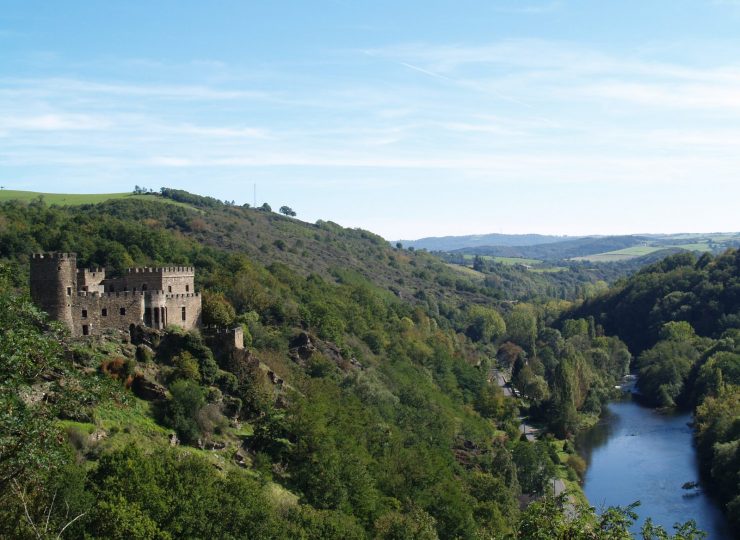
0,77,268,101
0,113,111,132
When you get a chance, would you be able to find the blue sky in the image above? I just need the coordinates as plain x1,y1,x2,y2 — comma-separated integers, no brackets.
2,1,740,239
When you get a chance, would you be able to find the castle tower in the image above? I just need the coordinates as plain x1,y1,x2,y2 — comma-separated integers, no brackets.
30,252,77,329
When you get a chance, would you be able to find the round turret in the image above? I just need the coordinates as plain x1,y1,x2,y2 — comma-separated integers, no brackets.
30,252,77,329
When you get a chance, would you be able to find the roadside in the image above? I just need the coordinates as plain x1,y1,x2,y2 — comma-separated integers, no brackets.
491,363,580,516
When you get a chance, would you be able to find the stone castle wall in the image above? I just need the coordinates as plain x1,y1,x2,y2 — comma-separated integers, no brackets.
165,292,202,331
104,268,195,294
71,291,146,337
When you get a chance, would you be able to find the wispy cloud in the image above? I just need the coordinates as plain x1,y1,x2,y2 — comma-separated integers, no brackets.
493,1,562,14
0,113,111,132
0,77,269,101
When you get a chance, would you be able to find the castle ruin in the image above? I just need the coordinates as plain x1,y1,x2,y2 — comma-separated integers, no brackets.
30,252,202,337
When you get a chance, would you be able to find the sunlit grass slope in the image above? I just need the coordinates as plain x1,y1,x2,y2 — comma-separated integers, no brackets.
0,190,196,210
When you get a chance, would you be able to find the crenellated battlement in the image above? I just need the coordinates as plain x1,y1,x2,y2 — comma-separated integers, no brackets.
77,291,145,298
80,267,105,274
75,290,201,300
167,292,200,299
31,252,77,260
143,291,200,299
126,266,195,274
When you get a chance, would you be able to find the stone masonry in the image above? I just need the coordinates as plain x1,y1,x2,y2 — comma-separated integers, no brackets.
30,252,201,337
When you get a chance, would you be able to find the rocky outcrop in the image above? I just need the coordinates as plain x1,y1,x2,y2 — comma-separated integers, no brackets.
289,332,316,362
131,375,167,401
289,331,363,371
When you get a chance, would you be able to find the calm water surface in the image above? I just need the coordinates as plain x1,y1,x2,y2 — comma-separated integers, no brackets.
577,396,733,538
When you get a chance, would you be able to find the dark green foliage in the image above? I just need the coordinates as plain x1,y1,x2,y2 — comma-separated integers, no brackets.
570,250,740,354
636,340,699,407
164,380,205,443
512,440,557,495
201,291,237,327
517,495,706,539
0,268,67,490
159,187,225,208
84,445,279,538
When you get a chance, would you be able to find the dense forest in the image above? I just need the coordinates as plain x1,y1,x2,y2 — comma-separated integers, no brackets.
0,192,723,538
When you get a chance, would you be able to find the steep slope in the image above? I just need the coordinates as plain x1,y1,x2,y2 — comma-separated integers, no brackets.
0,195,527,538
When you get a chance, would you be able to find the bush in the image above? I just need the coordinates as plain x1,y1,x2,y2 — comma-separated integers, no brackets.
202,291,236,327
196,402,228,436
566,454,587,481
216,370,239,394
136,345,153,363
172,351,201,382
165,380,205,444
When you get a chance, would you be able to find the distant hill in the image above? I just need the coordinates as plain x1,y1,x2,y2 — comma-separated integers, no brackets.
397,233,575,251
454,235,650,260
413,232,740,263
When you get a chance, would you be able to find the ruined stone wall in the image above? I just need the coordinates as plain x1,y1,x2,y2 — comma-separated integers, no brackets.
70,292,145,337
164,292,201,331
204,326,244,353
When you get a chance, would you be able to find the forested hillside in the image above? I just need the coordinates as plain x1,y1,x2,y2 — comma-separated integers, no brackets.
0,193,709,538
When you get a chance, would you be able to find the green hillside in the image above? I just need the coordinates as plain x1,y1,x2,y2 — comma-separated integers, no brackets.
0,189,197,210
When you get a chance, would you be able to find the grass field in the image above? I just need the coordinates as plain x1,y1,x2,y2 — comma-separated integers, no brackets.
574,242,714,262
445,263,486,280
0,190,198,210
462,254,543,266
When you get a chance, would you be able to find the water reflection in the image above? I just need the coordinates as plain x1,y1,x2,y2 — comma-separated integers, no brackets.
576,395,732,538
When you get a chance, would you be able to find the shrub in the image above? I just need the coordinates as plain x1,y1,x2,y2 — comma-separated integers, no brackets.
172,351,201,382
165,380,205,444
136,345,153,363
566,454,587,481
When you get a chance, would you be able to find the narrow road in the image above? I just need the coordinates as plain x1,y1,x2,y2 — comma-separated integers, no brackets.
492,363,576,516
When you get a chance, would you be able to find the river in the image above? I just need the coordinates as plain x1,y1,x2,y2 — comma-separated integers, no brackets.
577,395,733,538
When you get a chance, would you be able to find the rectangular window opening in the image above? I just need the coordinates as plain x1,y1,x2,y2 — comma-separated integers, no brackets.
168,285,172,293
181,307,186,321
185,284,190,292
82,325,89,336
120,307,126,316
101,308,107,317
81,309,87,318
67,287,72,296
